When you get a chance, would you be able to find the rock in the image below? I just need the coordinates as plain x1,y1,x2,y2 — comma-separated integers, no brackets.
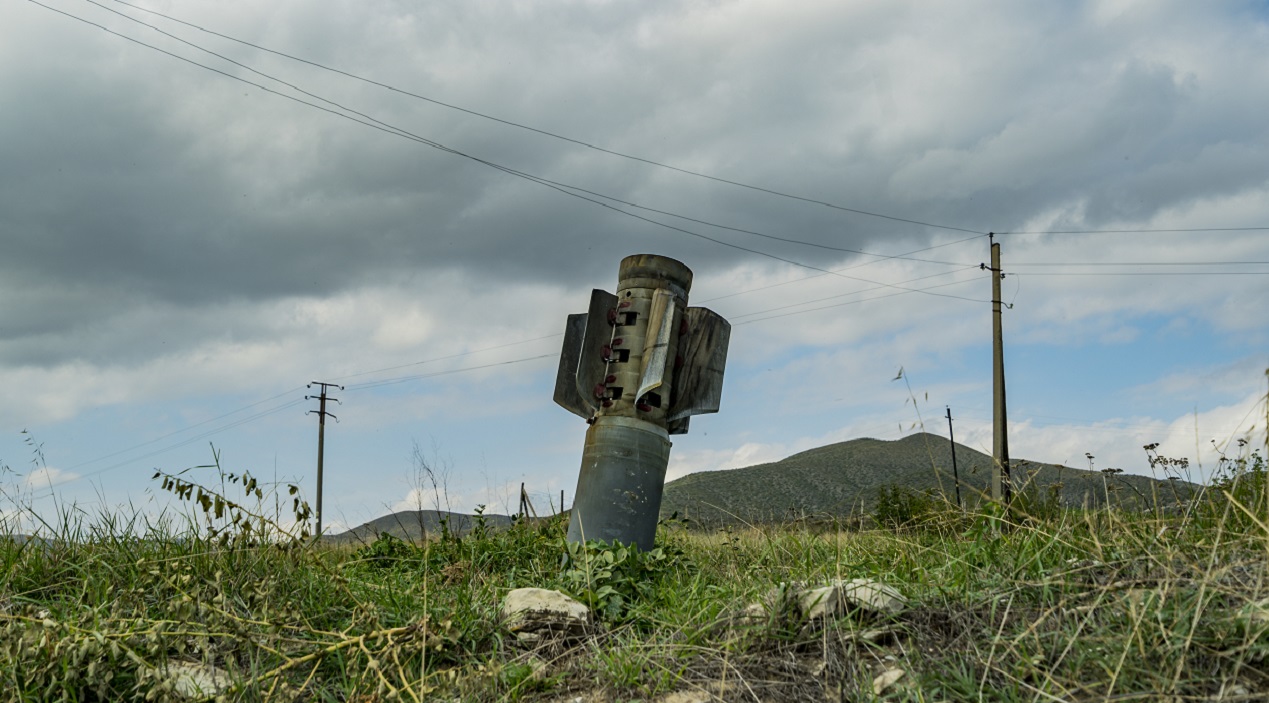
838,578,907,615
729,579,907,638
799,578,907,620
872,668,906,695
167,661,232,698
1240,597,1269,624
799,585,841,620
501,588,591,643
655,691,713,703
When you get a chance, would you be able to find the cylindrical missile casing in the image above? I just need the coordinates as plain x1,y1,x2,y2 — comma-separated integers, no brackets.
567,254,691,550
566,416,671,551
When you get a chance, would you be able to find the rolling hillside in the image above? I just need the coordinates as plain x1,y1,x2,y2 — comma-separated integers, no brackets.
659,433,1197,525
325,510,515,544
332,433,1200,538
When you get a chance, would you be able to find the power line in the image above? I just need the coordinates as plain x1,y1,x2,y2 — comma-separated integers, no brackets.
727,267,982,320
996,227,1269,235
36,231,985,489
27,398,308,500
1011,261,1269,267
512,174,971,264
34,0,989,304
105,0,985,236
1016,271,1269,277
343,354,557,392
26,355,557,496
951,406,1253,435
696,234,982,304
327,333,563,383
733,276,984,326
30,255,992,495
60,385,306,471
81,0,978,267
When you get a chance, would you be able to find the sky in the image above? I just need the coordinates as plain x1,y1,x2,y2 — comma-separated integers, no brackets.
2,0,1267,534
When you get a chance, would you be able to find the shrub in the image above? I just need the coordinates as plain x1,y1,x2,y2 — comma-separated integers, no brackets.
872,483,940,529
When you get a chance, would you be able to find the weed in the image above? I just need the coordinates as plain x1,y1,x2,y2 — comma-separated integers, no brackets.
560,539,686,623
3,432,1269,700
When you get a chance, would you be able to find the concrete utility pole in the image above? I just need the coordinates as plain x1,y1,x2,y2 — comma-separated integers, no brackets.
306,381,343,537
554,254,730,550
987,236,1012,504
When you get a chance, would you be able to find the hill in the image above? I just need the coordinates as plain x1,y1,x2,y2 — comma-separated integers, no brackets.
659,433,1197,525
325,509,515,544
331,434,1201,538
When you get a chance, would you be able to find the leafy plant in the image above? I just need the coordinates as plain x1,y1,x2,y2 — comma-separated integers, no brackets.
560,539,683,621
1206,444,1267,531
354,531,420,568
872,483,940,529
152,445,312,547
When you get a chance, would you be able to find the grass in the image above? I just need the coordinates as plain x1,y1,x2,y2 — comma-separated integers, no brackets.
0,444,1266,701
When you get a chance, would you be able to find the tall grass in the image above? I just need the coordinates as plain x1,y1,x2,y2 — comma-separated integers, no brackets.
1,431,1267,699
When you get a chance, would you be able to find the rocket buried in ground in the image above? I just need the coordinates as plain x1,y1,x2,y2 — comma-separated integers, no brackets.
553,254,730,550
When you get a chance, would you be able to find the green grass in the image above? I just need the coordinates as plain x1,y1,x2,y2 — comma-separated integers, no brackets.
0,448,1266,701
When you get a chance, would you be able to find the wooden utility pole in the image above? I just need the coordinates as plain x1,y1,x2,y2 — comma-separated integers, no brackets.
987,236,1012,504
946,406,963,509
306,381,343,537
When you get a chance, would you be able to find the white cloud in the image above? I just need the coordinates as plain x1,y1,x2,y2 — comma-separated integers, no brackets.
22,466,79,490
2,0,1267,527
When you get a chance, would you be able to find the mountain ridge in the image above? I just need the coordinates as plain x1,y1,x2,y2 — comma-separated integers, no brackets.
331,433,1198,539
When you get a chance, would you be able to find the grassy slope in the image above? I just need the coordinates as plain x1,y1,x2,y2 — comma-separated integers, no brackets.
661,432,1197,525
0,450,1265,701
325,509,515,544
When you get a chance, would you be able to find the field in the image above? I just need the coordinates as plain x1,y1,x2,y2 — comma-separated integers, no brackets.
1,448,1268,702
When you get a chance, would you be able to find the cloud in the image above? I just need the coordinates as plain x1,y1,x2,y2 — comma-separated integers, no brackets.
1,0,1267,525
22,466,79,489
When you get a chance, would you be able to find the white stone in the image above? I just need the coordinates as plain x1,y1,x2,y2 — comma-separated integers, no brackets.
501,588,590,642
167,661,231,698
837,578,907,615
798,578,907,619
799,585,843,620
872,668,906,695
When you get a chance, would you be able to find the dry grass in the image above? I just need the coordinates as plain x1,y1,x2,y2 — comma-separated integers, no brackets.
0,438,1266,701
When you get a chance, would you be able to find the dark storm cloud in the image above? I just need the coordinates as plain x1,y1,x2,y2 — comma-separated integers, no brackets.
2,0,1268,370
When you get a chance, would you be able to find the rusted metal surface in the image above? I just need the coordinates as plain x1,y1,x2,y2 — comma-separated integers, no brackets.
552,312,592,418
553,289,619,419
667,307,730,421
565,416,672,550
556,254,729,548
636,288,675,401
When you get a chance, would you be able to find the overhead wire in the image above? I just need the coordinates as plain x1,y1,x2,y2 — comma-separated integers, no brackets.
726,266,982,320
39,248,988,491
343,354,557,392
733,275,985,326
104,0,986,236
327,333,564,384
37,0,991,304
26,1,1264,497
100,1,1269,239
81,0,981,269
26,398,308,501
1014,271,1269,277
1011,261,1269,266
696,234,982,304
61,385,306,471
996,227,1269,235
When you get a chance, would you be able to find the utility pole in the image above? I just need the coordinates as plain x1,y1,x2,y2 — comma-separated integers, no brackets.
985,235,1012,504
306,381,343,538
946,406,963,509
